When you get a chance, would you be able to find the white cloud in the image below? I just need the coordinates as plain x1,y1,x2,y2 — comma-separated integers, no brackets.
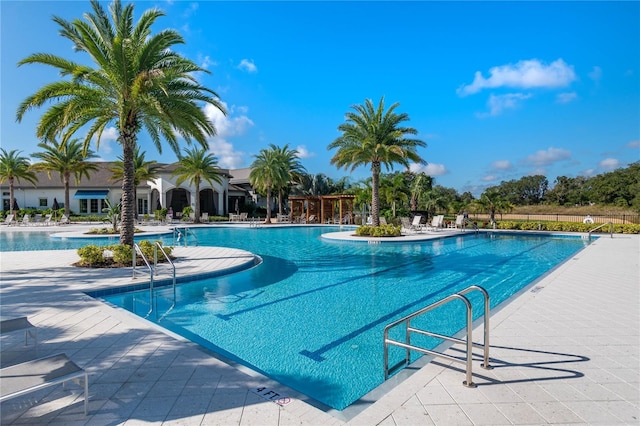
525,147,571,167
409,162,447,176
91,126,118,155
588,66,602,82
491,160,512,171
599,158,620,170
457,58,576,96
238,59,258,73
627,140,640,149
556,92,578,104
580,168,597,177
482,175,498,182
295,145,315,159
200,55,217,70
480,93,532,117
202,102,254,169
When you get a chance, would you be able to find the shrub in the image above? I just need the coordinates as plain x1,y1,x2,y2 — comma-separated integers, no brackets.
77,245,107,267
111,244,133,265
356,224,402,237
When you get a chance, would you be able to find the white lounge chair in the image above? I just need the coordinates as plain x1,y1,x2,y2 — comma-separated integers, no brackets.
59,214,70,225
452,214,465,230
19,215,31,226
411,215,423,232
43,213,53,226
200,212,209,222
426,215,444,231
2,214,15,226
0,353,88,415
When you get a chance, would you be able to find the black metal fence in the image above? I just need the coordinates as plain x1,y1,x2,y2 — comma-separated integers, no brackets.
466,213,639,224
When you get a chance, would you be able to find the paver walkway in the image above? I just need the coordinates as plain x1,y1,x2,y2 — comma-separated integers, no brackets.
0,226,638,425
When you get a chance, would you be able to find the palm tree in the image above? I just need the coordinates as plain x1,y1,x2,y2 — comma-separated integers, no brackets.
379,173,409,218
272,144,306,215
171,147,223,224
0,149,37,216
16,0,224,246
249,145,289,224
473,189,514,224
328,97,426,226
409,172,433,211
109,147,162,217
31,139,98,217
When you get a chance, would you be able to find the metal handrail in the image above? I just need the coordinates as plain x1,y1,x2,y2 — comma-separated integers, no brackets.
383,285,492,387
174,227,198,246
588,221,613,239
154,242,176,320
132,243,154,318
463,218,479,233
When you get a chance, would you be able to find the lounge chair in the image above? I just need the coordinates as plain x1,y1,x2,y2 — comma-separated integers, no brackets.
239,212,248,221
0,353,88,415
33,214,43,226
201,212,209,222
59,214,70,225
2,214,15,226
379,216,388,225
451,214,465,230
19,215,31,226
43,213,53,226
426,215,444,231
307,214,317,223
0,316,37,347
411,215,423,232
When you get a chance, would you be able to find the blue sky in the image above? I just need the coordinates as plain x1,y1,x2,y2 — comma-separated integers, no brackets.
2,1,639,195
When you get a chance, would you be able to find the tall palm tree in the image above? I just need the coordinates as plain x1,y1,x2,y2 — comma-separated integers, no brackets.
31,139,98,217
249,145,289,224
172,147,222,224
328,96,426,226
0,149,37,216
109,147,162,217
272,144,306,215
16,0,224,246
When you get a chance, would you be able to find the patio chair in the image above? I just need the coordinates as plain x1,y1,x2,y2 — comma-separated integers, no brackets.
307,214,317,223
43,213,53,226
2,214,15,226
19,215,31,226
201,212,209,222
33,214,43,226
379,216,388,225
426,215,444,231
0,353,89,416
59,214,70,225
239,212,248,221
410,215,423,232
0,316,37,347
452,214,465,230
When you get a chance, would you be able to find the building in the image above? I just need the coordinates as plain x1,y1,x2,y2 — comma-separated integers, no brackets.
1,162,256,218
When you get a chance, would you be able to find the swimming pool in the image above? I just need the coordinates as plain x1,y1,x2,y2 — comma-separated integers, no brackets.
0,230,173,251
100,227,591,411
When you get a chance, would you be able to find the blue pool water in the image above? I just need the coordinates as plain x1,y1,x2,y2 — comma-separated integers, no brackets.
0,231,173,251
101,227,591,410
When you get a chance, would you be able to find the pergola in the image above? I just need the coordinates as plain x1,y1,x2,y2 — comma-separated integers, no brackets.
289,194,356,224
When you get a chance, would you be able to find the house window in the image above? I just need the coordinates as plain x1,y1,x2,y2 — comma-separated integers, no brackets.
39,198,48,207
79,199,88,213
138,199,148,215
90,199,99,213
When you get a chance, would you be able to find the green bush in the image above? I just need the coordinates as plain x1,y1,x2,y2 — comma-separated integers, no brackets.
356,224,402,237
77,245,107,267
111,244,133,265
489,221,639,234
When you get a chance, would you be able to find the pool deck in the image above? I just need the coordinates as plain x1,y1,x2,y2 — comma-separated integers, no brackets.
0,223,638,425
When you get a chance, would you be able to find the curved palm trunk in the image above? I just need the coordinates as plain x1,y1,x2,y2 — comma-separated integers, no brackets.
63,172,71,217
370,162,381,226
120,136,136,246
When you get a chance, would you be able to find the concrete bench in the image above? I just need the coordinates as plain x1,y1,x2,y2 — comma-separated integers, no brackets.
0,317,37,347
0,353,88,415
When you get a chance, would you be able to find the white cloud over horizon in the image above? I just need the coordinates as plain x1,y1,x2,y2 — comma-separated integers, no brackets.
295,145,315,159
480,93,533,117
525,147,572,167
410,162,447,176
491,160,513,171
599,158,620,170
556,92,578,104
458,58,577,96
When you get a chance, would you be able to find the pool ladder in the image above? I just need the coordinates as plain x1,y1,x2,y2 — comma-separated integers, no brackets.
173,227,198,246
132,242,176,319
588,221,613,240
383,285,492,387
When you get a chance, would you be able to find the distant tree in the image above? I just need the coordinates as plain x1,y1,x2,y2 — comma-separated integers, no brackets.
379,173,409,217
328,96,426,226
421,188,449,218
171,147,223,224
272,144,306,215
473,189,514,223
0,149,37,215
409,172,433,211
16,0,224,246
109,147,162,217
250,145,289,223
31,139,98,217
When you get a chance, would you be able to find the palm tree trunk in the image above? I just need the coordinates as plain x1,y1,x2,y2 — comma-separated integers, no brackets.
63,172,71,217
371,162,381,226
9,177,15,216
194,180,201,224
265,186,272,224
120,136,136,246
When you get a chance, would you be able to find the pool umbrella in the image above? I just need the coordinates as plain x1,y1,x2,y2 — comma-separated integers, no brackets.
12,199,19,211
156,198,162,211
235,199,239,214
52,198,60,221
